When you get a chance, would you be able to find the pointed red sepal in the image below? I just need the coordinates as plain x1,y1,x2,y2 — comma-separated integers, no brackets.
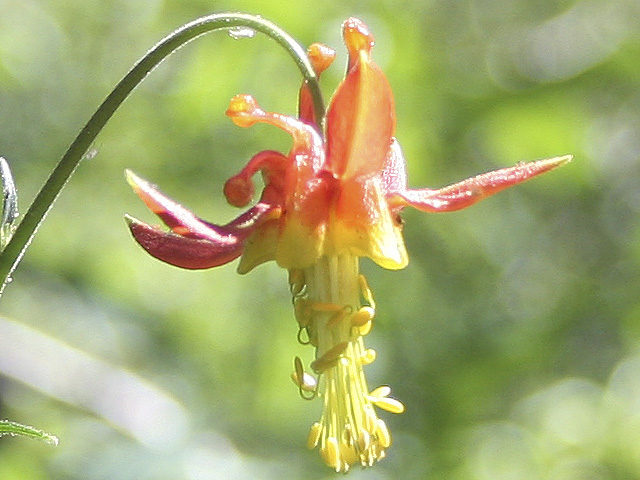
126,169,213,238
388,155,572,212
125,215,244,269
125,170,280,269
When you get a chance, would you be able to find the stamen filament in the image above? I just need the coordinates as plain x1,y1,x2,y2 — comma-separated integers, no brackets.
290,254,404,472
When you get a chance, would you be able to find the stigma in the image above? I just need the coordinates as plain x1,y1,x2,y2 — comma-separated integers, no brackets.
289,254,404,472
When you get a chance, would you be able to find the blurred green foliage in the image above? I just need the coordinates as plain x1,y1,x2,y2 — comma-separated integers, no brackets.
0,0,639,478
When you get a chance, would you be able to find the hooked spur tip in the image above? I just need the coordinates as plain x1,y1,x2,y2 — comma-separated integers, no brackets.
342,17,374,57
224,175,254,208
307,43,336,75
226,94,263,128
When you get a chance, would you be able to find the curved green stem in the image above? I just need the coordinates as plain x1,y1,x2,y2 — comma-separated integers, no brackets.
0,13,324,297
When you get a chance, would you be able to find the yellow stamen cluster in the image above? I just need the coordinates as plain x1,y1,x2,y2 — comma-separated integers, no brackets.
289,255,405,472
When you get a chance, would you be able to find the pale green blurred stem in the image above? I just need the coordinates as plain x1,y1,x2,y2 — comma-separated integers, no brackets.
0,13,324,297
0,157,19,251
0,419,59,445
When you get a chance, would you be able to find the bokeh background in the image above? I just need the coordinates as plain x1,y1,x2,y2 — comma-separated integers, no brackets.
0,0,639,478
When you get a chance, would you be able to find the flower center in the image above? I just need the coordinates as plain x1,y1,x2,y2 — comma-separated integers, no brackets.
289,254,404,472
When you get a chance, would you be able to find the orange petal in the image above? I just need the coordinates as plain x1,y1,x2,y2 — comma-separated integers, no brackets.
325,19,395,180
330,177,407,270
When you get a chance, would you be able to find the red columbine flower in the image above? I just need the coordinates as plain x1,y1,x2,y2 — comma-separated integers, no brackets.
125,18,570,472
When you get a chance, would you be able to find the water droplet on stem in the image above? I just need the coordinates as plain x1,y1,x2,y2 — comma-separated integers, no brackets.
228,27,256,40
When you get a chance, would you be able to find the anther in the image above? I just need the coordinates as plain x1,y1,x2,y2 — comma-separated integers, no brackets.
292,357,317,390
288,269,306,297
360,348,376,365
339,442,358,468
307,422,322,449
369,386,405,413
351,306,374,326
311,341,349,373
369,385,391,398
363,405,378,434
223,174,254,207
370,396,405,414
356,428,371,452
225,94,264,127
375,419,391,448
328,306,352,328
343,424,353,446
307,43,336,75
358,320,373,336
321,437,341,472
291,357,317,400
358,274,375,307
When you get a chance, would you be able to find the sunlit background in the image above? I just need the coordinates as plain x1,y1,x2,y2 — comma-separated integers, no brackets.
0,0,639,478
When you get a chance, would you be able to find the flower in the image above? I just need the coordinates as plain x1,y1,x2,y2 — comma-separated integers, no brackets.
125,18,570,472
